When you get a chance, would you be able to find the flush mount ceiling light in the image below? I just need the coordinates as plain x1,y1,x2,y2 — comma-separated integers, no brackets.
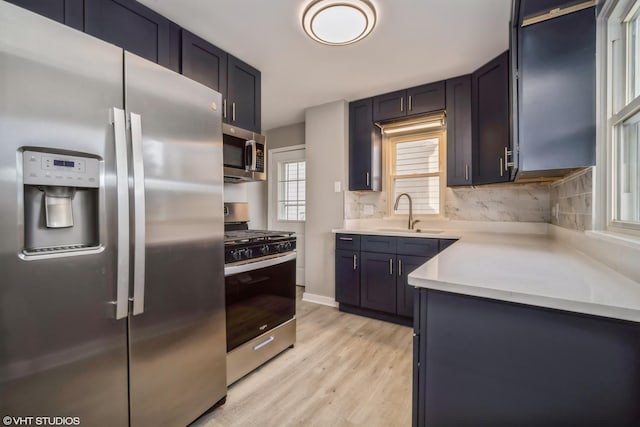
302,0,377,46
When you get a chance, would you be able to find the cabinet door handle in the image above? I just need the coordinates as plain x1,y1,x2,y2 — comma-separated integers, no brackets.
389,258,393,275
366,172,370,187
500,158,504,177
232,102,236,121
408,95,412,111
400,97,404,112
398,259,402,277
223,99,227,119
339,237,353,241
465,163,469,181
353,254,357,271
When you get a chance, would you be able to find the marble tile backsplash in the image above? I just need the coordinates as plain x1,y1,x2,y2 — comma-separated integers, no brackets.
550,167,593,231
345,183,551,222
445,184,550,222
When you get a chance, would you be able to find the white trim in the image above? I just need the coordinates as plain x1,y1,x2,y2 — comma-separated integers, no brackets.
595,4,610,231
598,0,640,233
586,229,640,248
268,144,306,154
302,292,338,307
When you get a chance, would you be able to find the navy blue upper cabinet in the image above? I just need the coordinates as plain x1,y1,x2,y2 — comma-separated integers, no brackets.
446,75,473,186
372,82,445,122
181,31,262,132
181,30,228,100
84,0,174,69
516,5,596,177
472,51,511,184
227,55,261,132
349,98,382,191
373,90,406,122
5,0,84,30
518,0,575,21
406,82,446,116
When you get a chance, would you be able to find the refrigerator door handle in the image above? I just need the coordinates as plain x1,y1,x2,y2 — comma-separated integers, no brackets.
130,112,146,316
112,107,130,320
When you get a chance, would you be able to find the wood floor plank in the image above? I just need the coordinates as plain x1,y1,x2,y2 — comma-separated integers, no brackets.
194,287,412,427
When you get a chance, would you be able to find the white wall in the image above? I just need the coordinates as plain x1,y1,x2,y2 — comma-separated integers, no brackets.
265,122,305,151
303,100,348,304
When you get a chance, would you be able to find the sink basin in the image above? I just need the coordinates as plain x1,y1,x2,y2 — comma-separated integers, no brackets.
376,228,444,234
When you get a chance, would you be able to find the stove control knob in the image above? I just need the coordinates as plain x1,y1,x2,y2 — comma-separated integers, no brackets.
244,248,253,258
284,242,292,251
260,245,270,255
231,250,242,261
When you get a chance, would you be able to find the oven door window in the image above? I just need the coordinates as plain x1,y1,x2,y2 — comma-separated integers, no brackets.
223,133,247,169
225,258,296,352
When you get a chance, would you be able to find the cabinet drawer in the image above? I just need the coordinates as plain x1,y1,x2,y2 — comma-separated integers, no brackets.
336,234,361,251
362,235,397,253
396,238,438,257
439,239,458,252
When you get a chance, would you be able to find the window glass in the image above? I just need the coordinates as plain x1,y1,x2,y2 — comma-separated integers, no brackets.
628,9,640,100
389,133,444,216
277,160,305,221
615,111,640,224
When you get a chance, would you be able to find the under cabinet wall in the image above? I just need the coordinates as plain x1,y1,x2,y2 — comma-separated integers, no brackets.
344,183,551,222
549,168,593,231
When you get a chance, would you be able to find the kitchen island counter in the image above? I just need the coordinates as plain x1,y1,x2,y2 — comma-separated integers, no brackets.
407,231,640,322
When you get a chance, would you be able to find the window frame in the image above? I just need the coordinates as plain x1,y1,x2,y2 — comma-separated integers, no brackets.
385,129,446,218
599,0,640,236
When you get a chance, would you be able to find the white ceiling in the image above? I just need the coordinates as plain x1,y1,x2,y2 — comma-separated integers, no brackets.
138,0,512,131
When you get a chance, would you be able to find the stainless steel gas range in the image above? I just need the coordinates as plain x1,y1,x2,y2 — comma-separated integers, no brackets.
223,203,296,385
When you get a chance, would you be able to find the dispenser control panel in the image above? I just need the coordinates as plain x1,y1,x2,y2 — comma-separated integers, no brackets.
23,150,100,188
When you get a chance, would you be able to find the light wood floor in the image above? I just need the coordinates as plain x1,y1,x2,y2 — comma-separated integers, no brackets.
194,287,413,427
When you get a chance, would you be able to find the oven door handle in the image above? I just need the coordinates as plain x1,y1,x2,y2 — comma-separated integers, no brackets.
224,252,297,277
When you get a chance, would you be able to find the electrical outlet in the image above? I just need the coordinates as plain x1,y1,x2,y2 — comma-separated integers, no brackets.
334,181,341,193
364,204,374,216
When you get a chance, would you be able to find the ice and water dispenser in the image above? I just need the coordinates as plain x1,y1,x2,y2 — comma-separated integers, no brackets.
22,150,100,254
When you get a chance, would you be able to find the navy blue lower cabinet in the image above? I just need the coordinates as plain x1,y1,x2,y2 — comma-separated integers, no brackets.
396,255,428,318
336,235,455,325
412,289,640,427
360,252,397,314
335,249,360,306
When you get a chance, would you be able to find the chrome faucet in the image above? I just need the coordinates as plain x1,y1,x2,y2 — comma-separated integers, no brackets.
394,193,420,230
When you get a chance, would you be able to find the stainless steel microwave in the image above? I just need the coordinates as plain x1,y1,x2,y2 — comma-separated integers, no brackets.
223,123,266,182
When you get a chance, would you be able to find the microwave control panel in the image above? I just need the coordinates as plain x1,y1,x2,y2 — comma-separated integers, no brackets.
255,146,265,172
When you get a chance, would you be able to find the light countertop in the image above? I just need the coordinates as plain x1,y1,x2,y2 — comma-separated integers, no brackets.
332,226,640,322
407,232,640,322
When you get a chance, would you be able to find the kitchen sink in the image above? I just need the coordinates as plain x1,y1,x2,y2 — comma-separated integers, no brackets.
376,228,444,234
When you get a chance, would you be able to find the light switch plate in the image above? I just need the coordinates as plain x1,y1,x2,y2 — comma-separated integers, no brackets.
364,204,374,216
334,181,341,193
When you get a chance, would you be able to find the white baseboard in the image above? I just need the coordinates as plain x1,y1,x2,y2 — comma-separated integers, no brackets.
302,292,338,308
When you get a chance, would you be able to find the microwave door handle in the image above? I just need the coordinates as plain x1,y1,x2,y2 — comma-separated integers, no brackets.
246,140,257,172
245,141,252,171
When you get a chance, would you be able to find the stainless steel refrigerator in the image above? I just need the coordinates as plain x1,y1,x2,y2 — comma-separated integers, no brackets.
0,2,227,426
